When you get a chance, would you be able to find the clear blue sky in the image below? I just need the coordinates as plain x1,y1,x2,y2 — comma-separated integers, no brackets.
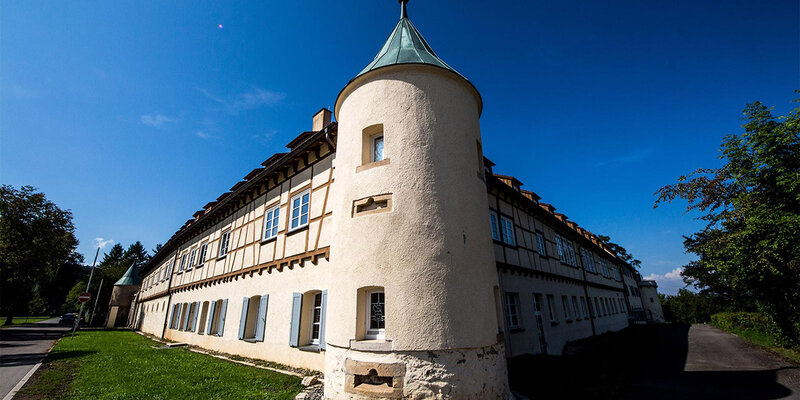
2,1,797,294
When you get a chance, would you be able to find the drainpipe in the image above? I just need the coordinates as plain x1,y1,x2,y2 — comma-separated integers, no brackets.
160,250,182,340
580,264,597,337
324,126,336,151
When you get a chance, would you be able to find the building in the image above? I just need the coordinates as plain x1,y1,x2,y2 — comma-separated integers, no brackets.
638,280,665,323
106,263,141,328
132,2,662,398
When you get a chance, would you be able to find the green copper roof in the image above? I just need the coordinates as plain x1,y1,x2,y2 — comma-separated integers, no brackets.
115,264,142,286
354,2,463,80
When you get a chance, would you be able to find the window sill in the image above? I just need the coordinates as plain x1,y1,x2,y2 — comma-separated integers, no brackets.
566,320,573,324
349,339,392,352
298,344,320,353
185,268,192,272
176,271,183,275
356,158,390,173
509,327,525,333
217,255,227,261
242,338,259,343
261,236,277,245
286,225,309,236
197,264,204,268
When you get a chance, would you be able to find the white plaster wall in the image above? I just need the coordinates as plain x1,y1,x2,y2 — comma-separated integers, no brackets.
639,285,665,322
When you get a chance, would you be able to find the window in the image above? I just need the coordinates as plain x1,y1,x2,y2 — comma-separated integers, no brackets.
556,235,575,266
572,296,581,320
197,243,208,267
290,190,310,231
546,294,557,323
581,296,588,319
366,291,386,339
565,241,577,266
187,249,197,271
500,216,516,246
597,257,610,277
178,253,188,273
602,298,608,316
371,134,384,162
489,212,500,241
198,301,209,334
581,248,597,273
594,298,601,318
219,231,230,258
504,293,521,329
262,204,280,240
310,292,323,344
536,232,547,256
239,294,268,342
555,236,565,262
561,296,571,321
208,299,228,336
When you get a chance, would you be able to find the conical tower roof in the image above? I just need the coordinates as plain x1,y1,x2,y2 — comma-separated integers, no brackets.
115,263,142,286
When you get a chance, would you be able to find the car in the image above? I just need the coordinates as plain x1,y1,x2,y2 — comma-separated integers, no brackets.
59,313,76,325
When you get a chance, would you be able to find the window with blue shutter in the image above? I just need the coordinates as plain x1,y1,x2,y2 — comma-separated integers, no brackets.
217,299,228,336
190,302,199,332
182,303,191,330
255,294,269,342
289,293,302,347
238,297,250,340
206,301,217,335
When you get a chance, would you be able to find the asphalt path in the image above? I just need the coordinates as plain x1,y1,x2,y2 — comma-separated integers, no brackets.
0,318,70,399
625,324,800,399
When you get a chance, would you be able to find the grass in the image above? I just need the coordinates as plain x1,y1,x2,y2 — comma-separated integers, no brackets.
717,326,800,365
1,316,54,327
17,330,304,400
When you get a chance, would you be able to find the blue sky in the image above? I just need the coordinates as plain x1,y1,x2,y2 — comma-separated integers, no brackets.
2,1,797,294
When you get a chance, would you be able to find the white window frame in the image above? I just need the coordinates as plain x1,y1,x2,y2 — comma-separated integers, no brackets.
504,293,521,329
178,253,187,274
489,211,500,241
371,134,384,162
187,248,196,271
218,231,230,258
500,216,516,246
365,290,386,340
289,190,311,232
262,204,280,241
310,292,323,345
197,243,208,267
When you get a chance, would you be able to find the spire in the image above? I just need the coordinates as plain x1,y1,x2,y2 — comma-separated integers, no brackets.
352,0,464,81
114,263,142,286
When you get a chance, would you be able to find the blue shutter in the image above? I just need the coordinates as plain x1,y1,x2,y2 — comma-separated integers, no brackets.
170,304,177,329
182,304,191,331
217,299,228,336
255,294,269,342
176,303,184,330
318,290,327,350
289,293,302,347
190,302,199,332
238,297,249,340
206,301,216,334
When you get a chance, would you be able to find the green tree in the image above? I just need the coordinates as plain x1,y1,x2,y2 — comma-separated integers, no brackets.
0,185,84,324
655,96,800,344
596,235,641,268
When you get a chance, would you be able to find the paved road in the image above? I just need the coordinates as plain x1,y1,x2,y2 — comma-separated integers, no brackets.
626,324,800,400
0,318,70,399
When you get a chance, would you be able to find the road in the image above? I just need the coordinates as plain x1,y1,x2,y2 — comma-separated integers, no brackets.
0,318,70,399
626,324,800,399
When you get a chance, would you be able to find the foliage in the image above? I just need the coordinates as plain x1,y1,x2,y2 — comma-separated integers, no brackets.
596,235,641,268
655,95,800,345
660,289,735,324
0,185,84,324
711,312,800,364
17,330,302,400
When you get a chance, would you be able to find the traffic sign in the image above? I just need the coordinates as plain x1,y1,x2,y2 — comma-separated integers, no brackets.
78,292,91,303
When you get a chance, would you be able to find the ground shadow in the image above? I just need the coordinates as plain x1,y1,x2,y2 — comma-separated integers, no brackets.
508,324,794,400
0,350,95,368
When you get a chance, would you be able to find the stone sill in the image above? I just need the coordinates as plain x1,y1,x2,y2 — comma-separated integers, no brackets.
349,339,393,352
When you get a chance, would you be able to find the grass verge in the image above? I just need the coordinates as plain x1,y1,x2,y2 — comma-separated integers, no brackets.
16,330,303,400
715,325,800,365
1,316,54,327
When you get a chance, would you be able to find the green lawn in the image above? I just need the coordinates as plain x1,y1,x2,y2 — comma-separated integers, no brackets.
17,330,304,400
720,326,800,365
1,316,54,327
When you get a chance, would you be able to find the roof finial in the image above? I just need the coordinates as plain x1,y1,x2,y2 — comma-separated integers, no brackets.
399,0,409,19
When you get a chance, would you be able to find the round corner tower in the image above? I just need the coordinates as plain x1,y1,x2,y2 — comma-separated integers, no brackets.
324,2,509,398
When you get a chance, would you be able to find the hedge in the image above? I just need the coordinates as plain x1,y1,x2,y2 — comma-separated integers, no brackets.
711,312,776,336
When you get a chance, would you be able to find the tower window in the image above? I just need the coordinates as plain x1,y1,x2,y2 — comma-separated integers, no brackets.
372,135,384,162
366,290,385,339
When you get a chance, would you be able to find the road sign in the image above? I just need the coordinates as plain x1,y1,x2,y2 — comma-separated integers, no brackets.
78,292,91,303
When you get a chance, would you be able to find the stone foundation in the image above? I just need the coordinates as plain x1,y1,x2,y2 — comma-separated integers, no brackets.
324,343,509,399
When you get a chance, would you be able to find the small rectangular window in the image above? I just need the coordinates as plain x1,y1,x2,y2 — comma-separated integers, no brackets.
582,296,589,319
489,212,500,241
310,292,322,344
546,294,557,323
504,293,520,329
572,296,580,320
187,249,197,271
372,135,384,162
561,296,571,321
290,190,310,230
219,231,230,258
500,216,516,246
178,253,187,273
366,291,385,339
263,204,280,240
555,235,566,263
536,232,547,256
197,243,208,267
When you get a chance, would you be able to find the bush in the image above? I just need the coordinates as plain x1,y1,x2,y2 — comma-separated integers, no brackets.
711,312,776,336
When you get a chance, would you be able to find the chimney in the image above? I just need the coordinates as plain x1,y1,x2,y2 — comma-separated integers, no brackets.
313,108,332,131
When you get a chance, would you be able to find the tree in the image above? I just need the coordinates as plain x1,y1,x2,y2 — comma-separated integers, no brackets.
0,185,84,324
655,95,800,344
596,235,642,268
83,242,149,326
